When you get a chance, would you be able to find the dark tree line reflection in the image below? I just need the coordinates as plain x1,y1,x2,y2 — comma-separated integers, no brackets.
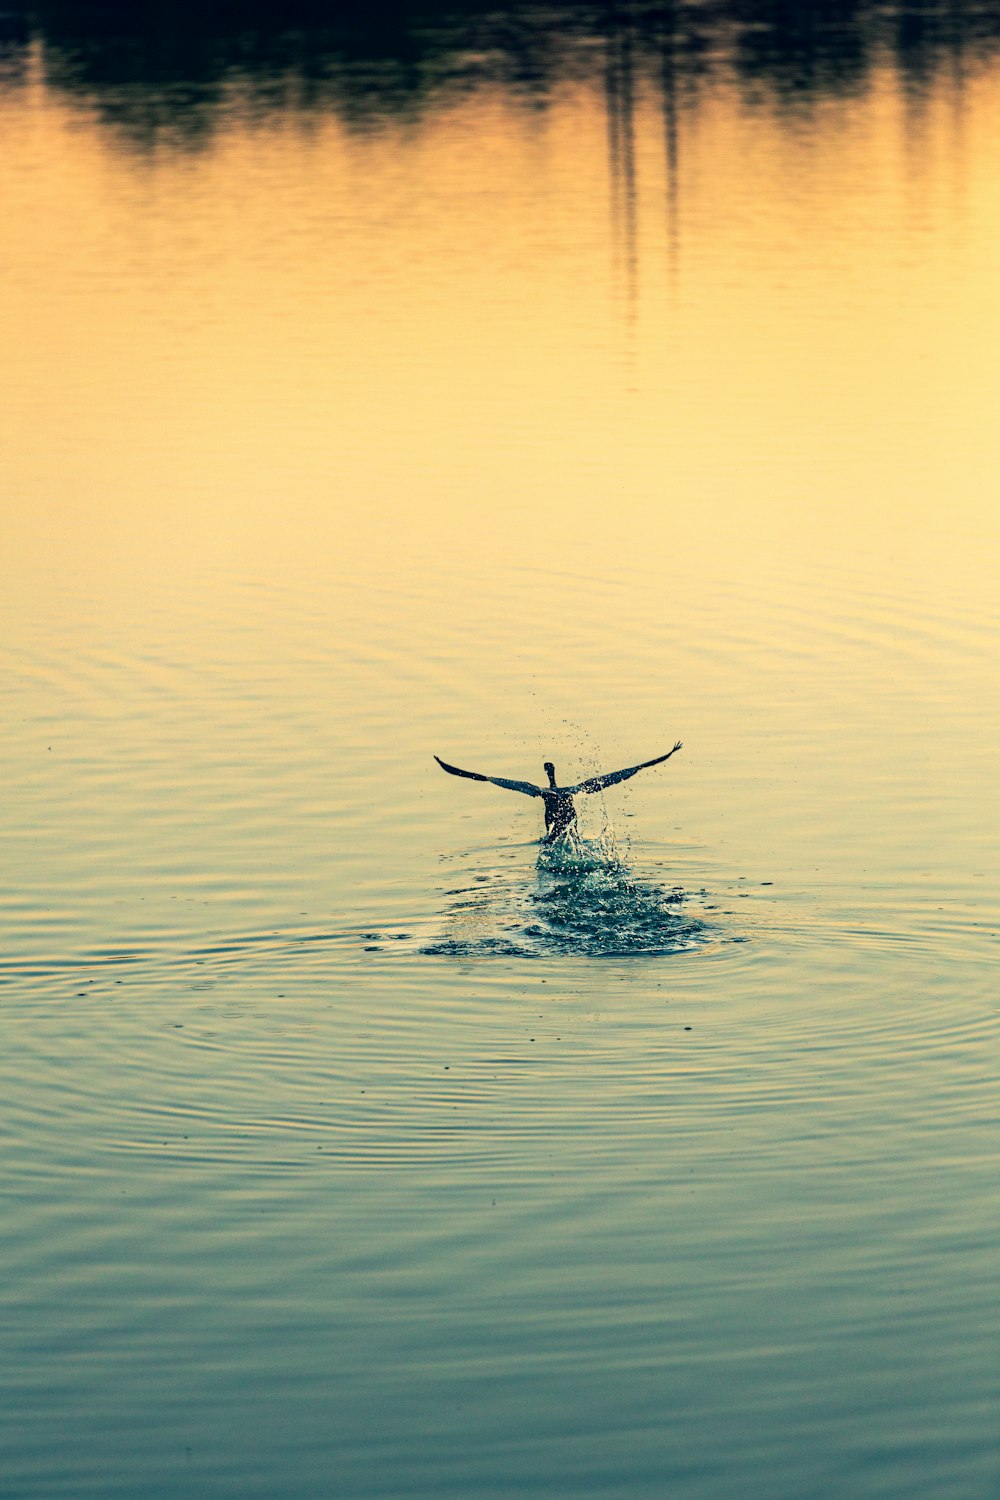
1,2,996,148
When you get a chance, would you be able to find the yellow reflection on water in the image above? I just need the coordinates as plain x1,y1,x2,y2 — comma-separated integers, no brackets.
1,58,998,615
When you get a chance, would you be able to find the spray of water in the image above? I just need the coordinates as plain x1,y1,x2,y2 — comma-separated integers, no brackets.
425,825,703,959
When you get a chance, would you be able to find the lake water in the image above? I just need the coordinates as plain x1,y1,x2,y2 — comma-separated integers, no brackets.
1,5,998,1497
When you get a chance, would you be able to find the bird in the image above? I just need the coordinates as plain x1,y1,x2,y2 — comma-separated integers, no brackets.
434,743,683,842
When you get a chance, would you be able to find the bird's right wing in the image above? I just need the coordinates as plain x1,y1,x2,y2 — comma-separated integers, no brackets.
434,755,542,798
564,742,683,795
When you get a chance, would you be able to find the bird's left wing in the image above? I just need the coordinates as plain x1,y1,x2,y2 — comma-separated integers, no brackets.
564,742,683,795
434,755,542,798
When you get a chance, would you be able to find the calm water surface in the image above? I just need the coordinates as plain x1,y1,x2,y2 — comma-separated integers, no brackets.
1,6,998,1497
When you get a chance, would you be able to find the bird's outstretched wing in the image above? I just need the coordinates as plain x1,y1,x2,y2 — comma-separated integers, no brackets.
434,755,542,798
564,742,683,795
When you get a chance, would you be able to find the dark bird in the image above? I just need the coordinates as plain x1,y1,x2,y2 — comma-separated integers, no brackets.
434,743,683,842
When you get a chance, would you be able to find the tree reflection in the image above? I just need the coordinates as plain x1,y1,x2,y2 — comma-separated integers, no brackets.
10,2,1000,150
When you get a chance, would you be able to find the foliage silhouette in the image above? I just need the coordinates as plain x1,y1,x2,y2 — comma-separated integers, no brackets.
7,2,999,147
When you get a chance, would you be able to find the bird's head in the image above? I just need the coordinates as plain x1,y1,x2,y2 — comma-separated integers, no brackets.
543,761,557,787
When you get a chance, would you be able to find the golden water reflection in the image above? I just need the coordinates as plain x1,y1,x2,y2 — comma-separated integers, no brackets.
2,21,998,616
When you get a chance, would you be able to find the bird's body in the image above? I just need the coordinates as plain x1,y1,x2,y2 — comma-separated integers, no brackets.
540,762,579,840
434,744,683,842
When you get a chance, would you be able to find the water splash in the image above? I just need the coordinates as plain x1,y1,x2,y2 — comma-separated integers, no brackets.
423,832,705,959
